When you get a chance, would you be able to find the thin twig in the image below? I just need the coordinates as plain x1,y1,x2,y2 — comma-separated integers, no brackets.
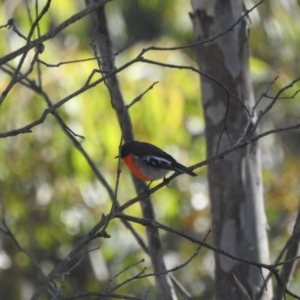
0,0,111,65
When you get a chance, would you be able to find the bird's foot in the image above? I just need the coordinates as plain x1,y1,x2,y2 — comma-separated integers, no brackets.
163,177,170,187
142,181,153,195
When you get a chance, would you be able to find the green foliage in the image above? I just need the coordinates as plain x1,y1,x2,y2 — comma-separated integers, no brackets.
0,0,299,299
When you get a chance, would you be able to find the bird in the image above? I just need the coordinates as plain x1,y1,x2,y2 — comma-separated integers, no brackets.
117,141,197,181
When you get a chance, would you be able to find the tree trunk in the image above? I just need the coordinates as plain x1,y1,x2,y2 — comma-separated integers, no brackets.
84,2,177,299
191,1,272,299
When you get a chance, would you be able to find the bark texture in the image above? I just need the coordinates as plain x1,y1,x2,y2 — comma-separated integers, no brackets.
273,207,300,300
191,1,271,299
85,2,177,299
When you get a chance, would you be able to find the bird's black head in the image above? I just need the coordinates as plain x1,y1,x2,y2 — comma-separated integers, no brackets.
118,141,135,158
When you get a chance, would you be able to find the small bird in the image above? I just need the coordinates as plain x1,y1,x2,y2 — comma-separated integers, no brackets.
118,141,197,181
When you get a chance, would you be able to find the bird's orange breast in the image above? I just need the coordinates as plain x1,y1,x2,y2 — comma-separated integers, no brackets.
123,155,152,181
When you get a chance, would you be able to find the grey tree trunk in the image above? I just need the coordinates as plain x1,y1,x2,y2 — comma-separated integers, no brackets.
84,2,177,300
191,1,272,299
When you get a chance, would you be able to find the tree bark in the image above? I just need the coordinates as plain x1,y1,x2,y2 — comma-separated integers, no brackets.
191,1,272,299
273,206,300,300
85,2,177,299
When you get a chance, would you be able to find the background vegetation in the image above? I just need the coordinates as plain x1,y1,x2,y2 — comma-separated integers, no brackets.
0,0,299,299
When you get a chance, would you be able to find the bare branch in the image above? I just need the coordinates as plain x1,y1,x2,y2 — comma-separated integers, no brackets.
0,0,111,66
250,76,300,136
0,187,57,297
116,213,300,300
57,291,144,300
53,247,101,299
273,205,300,300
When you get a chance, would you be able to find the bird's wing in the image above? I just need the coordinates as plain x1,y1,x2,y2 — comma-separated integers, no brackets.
143,155,196,177
141,154,174,170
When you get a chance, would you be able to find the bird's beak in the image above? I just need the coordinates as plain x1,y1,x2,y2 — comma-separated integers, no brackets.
115,155,119,159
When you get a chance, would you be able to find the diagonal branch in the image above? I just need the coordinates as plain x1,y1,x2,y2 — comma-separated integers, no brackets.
0,0,111,66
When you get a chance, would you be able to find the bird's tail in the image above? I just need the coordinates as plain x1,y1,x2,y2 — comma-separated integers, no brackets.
171,162,197,177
